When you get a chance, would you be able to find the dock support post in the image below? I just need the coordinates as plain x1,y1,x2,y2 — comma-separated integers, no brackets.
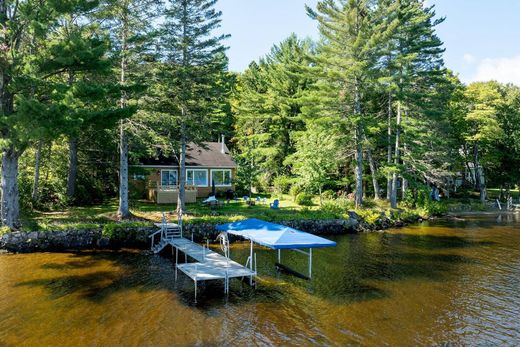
194,279,197,303
308,248,312,279
175,247,178,281
249,240,253,285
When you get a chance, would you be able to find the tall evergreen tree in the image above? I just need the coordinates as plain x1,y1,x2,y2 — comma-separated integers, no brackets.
38,14,130,202
306,0,393,207
100,0,161,218
233,35,313,181
379,0,446,207
0,0,74,228
157,0,228,214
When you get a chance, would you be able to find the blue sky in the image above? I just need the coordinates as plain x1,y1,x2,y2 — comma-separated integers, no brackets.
216,0,520,85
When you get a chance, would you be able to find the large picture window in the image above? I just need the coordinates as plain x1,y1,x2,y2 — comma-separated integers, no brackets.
160,170,178,188
186,169,208,187
211,169,232,187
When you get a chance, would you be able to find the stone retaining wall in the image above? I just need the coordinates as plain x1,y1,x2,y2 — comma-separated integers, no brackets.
0,215,402,253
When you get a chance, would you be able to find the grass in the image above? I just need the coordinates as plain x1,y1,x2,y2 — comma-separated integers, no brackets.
19,194,333,232
14,191,495,233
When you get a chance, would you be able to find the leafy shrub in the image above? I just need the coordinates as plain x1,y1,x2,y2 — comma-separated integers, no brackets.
272,175,293,194
355,209,381,225
289,184,302,201
320,201,344,218
320,197,353,217
295,192,314,206
102,221,151,238
0,226,11,235
402,185,448,217
321,190,336,201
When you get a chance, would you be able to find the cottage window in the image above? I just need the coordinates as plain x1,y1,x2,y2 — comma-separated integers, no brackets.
186,169,208,187
160,170,178,188
211,169,232,187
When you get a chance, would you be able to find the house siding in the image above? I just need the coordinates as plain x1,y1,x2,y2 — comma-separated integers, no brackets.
130,167,236,201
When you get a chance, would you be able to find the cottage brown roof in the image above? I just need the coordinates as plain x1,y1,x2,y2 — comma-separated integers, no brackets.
138,142,236,168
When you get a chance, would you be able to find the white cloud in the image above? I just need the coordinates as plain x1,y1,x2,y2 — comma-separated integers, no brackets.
463,53,476,64
471,56,520,85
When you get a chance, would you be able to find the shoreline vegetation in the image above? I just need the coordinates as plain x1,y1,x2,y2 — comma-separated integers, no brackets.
2,193,516,253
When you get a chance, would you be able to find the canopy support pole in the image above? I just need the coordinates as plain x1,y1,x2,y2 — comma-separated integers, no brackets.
277,249,281,263
309,248,312,279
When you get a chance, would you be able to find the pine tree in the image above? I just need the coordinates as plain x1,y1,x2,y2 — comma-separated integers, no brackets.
158,0,228,214
0,0,68,228
306,0,393,207
38,15,130,202
99,0,162,218
381,0,446,208
234,35,313,181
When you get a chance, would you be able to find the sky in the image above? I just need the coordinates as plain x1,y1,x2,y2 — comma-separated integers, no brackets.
216,0,520,85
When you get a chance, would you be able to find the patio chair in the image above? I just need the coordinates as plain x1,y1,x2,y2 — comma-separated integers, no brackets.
270,199,280,209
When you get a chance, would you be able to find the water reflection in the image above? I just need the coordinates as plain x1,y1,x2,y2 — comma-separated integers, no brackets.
0,213,519,346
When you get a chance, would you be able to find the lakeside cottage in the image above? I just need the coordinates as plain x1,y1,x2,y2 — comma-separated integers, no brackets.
130,139,236,204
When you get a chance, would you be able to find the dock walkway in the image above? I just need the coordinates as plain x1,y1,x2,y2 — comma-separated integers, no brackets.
167,237,256,301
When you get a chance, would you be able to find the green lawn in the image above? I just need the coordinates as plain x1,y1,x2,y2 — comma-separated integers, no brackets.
20,195,331,231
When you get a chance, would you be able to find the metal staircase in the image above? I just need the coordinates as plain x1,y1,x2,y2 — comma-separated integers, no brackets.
150,212,183,254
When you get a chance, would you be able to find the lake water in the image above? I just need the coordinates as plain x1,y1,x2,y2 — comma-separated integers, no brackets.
1,213,519,346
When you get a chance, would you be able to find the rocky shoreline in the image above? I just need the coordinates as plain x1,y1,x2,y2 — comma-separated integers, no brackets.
0,212,420,253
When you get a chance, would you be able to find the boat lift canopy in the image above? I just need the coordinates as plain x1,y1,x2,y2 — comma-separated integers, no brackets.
216,218,336,278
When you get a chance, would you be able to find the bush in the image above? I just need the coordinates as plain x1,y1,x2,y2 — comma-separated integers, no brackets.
321,190,336,201
295,192,314,206
0,226,10,235
355,209,381,225
272,175,293,194
289,184,302,201
320,201,344,218
320,197,353,217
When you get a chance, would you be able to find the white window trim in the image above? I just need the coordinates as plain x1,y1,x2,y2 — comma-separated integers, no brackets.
186,169,208,187
210,169,232,187
160,169,178,187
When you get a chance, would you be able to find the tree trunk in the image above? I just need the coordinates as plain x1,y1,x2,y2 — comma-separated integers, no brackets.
367,148,381,200
401,143,408,200
118,122,130,218
118,18,130,219
177,122,187,215
66,138,78,200
1,147,20,229
387,92,392,200
390,100,401,209
354,83,363,207
472,143,480,191
472,143,486,202
32,140,43,203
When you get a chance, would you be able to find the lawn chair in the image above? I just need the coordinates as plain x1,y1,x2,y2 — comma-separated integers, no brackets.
270,199,279,209
256,196,261,203
262,197,267,204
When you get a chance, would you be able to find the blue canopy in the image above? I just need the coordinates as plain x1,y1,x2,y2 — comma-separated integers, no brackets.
216,218,336,249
